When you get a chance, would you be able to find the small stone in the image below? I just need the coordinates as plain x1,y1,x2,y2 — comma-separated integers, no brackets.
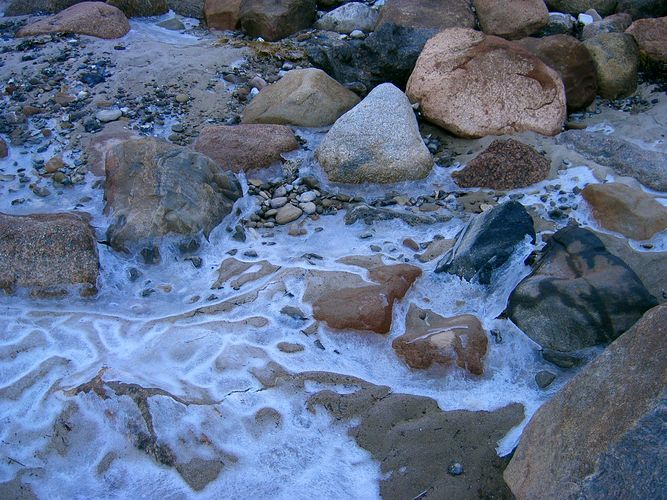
535,370,557,389
276,204,303,225
448,462,464,476
300,202,317,215
403,238,419,251
96,109,122,123
45,156,66,173
277,342,305,353
281,305,308,320
175,93,189,103
349,29,365,38
270,197,288,209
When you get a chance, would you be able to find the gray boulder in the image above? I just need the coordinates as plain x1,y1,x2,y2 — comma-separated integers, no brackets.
315,2,378,33
584,33,640,99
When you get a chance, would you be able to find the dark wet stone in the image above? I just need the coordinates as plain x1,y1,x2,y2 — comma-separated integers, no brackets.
344,203,449,226
534,370,556,388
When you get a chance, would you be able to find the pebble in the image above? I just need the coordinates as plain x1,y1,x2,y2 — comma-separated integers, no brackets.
270,197,288,209
349,30,365,39
96,109,122,123
448,462,464,476
277,342,305,353
535,371,557,389
300,202,317,215
175,94,189,103
299,191,317,203
276,204,303,225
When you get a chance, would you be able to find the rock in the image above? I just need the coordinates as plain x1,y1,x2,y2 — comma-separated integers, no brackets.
0,212,99,297
300,202,316,215
452,139,550,190
406,29,566,138
241,69,360,127
5,0,84,15
376,0,476,30
417,238,455,263
544,0,617,16
583,33,639,99
238,0,316,41
306,22,437,94
504,304,667,499
275,204,303,224
104,137,242,252
95,109,122,123
277,342,305,353
534,370,556,388
393,305,488,375
168,0,204,18
193,124,298,173
0,138,7,159
302,256,421,334
507,226,658,352
107,0,168,17
515,34,597,111
539,11,575,35
556,130,667,191
474,0,549,39
344,204,449,226
16,2,130,39
436,201,535,285
45,156,66,173
315,83,432,183
581,12,632,39
204,0,241,30
582,183,667,240
626,17,667,64
158,17,186,29
315,2,378,33
616,0,667,19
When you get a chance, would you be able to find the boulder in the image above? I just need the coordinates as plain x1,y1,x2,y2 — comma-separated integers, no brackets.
238,0,316,41
302,256,421,334
104,137,242,252
616,0,667,19
556,130,667,191
538,11,576,35
241,69,360,127
515,34,597,111
16,2,130,39
0,212,99,297
393,305,488,375
581,12,632,39
376,0,475,30
315,83,433,184
204,0,241,30
107,0,168,17
193,124,298,172
582,182,667,240
507,226,658,352
584,33,639,99
406,28,566,138
626,16,667,64
436,201,535,284
452,139,550,190
544,0,617,16
474,0,549,40
504,304,667,499
315,2,378,33
5,0,84,15
168,0,204,18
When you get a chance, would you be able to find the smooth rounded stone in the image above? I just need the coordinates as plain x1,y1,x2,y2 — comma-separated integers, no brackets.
105,137,242,252
616,0,667,19
474,0,549,39
376,0,476,30
453,139,550,190
204,0,241,30
193,124,298,173
298,190,317,202
626,17,667,64
107,0,168,17
157,17,186,30
507,226,658,352
584,33,639,99
241,69,360,127
578,12,594,24
349,29,364,38
239,0,316,41
269,197,288,209
393,304,488,375
96,109,122,123
45,156,66,173
504,304,667,499
406,28,566,138
0,212,99,297
582,182,667,240
436,201,536,285
273,185,287,198
581,12,632,39
316,83,433,184
299,201,317,215
534,370,556,388
544,0,617,16
275,204,303,224
515,34,597,111
277,342,305,353
315,2,378,33
16,2,131,39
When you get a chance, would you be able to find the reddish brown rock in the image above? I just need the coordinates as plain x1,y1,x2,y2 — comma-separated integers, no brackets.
376,0,475,30
239,0,316,41
193,124,298,172
626,17,667,64
453,139,550,190
16,2,130,39
393,305,488,375
474,0,548,40
204,0,241,30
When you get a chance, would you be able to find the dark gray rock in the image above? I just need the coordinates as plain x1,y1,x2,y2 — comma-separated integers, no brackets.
344,204,450,226
616,0,667,19
168,0,204,17
5,0,83,15
535,370,556,388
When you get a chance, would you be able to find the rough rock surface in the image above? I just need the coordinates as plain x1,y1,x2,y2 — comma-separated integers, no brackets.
105,137,242,252
16,2,131,39
168,0,205,18
393,305,488,375
193,124,298,172
626,17,667,64
436,201,535,284
406,28,567,138
107,0,168,17
5,0,84,15
315,2,378,33
204,0,242,30
241,68,360,127
504,304,667,499
507,226,658,352
544,0,617,16
452,139,550,190
584,33,640,99
617,0,667,19
315,83,433,184
376,0,475,30
238,0,316,41
474,0,549,40
581,12,632,40
0,212,99,297
582,182,667,240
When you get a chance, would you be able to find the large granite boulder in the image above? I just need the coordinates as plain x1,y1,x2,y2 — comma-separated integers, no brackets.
315,1,378,33
0,212,99,297
616,0,667,19
107,0,168,17
626,16,667,64
375,0,475,30
104,137,242,252
16,2,130,39
238,0,316,41
504,304,667,499
584,33,640,99
241,68,360,127
545,0,617,16
581,12,633,40
204,0,241,30
474,0,549,40
507,226,658,352
315,83,433,184
436,201,535,285
406,28,566,138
